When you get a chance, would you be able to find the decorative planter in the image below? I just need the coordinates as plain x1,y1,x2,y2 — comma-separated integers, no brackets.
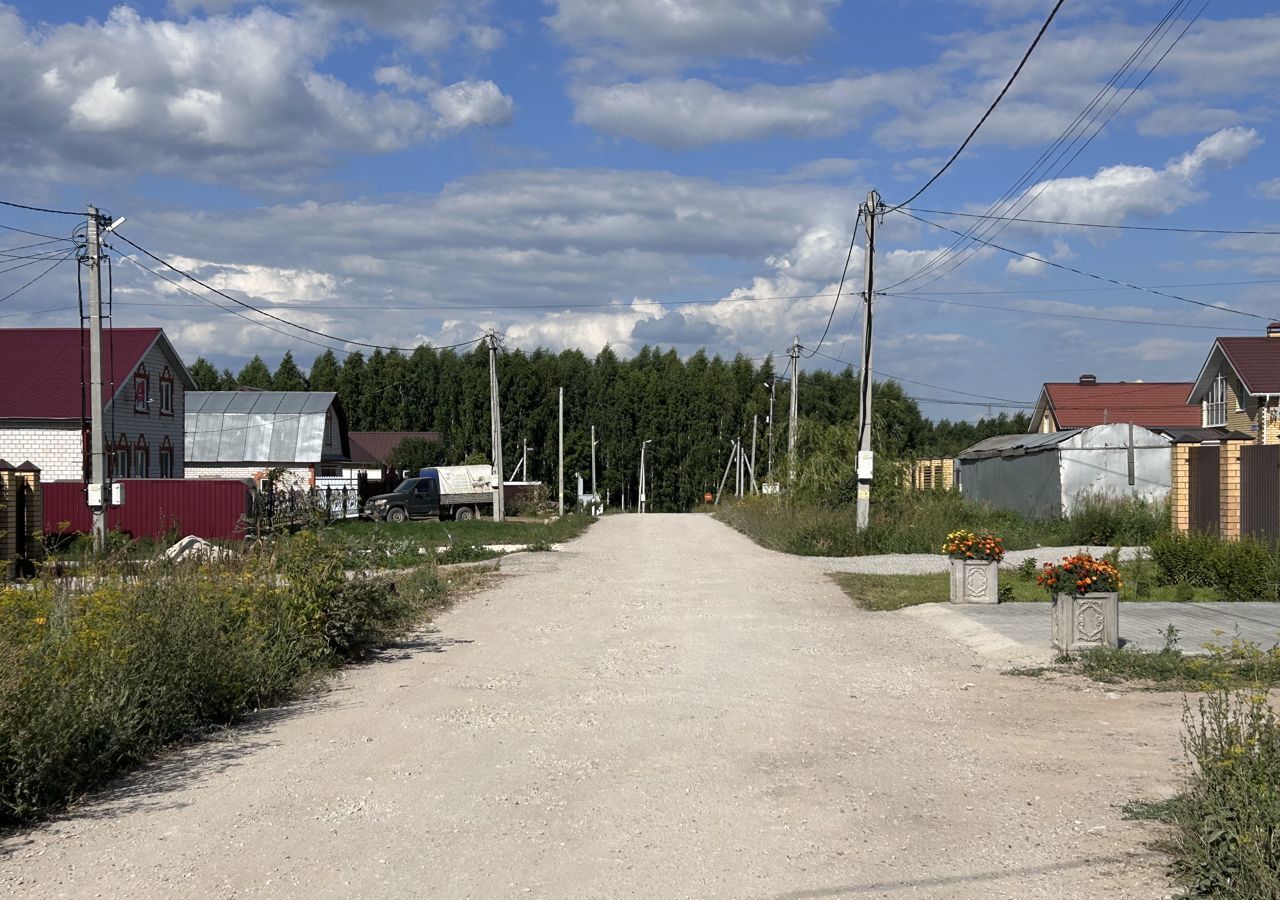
949,558,1000,604
1051,592,1120,653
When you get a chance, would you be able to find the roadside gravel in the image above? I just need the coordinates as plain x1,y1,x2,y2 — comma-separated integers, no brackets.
2,516,1179,899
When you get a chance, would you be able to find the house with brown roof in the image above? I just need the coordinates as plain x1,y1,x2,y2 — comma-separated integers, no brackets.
1187,324,1280,443
1030,374,1200,433
347,431,442,485
0,328,194,481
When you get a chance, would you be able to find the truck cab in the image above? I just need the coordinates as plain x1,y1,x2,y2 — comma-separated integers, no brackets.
362,476,441,522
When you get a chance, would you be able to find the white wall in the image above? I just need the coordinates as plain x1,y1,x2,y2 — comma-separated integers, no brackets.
1057,423,1171,516
0,427,82,481
185,463,312,486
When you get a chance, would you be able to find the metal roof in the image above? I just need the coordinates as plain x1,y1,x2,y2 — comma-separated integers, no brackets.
1035,381,1199,429
1152,426,1255,444
185,391,341,464
0,327,194,419
348,431,442,465
958,429,1082,460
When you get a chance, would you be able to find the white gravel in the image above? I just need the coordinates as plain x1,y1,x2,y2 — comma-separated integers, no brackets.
2,517,1179,899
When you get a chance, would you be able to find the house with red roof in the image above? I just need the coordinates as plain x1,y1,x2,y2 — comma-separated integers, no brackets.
1029,374,1200,433
1187,325,1280,443
0,328,195,481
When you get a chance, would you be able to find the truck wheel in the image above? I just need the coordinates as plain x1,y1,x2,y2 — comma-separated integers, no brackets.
454,506,474,521
386,507,408,523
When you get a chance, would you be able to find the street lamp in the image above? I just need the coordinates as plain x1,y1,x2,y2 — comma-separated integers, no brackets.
639,438,652,514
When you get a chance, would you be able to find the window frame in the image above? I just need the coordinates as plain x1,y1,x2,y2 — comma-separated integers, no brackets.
112,434,131,478
1205,373,1228,428
133,364,150,415
159,436,174,479
133,435,149,479
159,366,174,416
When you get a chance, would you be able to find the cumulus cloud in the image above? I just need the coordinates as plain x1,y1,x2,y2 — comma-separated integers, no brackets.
546,0,837,71
0,5,513,184
1006,252,1046,276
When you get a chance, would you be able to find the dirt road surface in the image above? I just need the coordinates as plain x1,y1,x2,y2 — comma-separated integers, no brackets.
3,515,1185,899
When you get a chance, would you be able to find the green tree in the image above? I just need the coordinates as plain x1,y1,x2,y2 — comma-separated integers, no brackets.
236,355,273,390
272,351,308,391
308,350,341,392
187,357,221,391
388,437,444,473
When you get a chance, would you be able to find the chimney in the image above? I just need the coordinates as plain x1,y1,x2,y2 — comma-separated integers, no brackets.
1078,374,1097,386
1268,322,1280,338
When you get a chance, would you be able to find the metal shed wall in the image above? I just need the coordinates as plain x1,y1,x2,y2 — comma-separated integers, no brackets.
1057,423,1171,516
958,450,1063,520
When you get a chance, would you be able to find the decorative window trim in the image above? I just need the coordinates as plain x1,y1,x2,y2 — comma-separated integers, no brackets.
159,366,175,416
1204,373,1228,428
134,435,149,479
133,364,151,415
112,434,131,478
159,436,175,479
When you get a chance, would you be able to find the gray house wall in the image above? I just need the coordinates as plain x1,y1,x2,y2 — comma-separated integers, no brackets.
106,339,188,478
959,451,1063,520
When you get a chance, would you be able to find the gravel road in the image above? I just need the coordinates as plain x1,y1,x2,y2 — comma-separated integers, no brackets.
3,515,1184,899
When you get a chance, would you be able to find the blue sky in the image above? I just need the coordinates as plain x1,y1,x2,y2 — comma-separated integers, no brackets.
0,0,1277,420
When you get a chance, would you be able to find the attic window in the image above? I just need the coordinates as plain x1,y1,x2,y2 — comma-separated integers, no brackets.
1205,374,1227,427
133,364,150,414
324,411,333,445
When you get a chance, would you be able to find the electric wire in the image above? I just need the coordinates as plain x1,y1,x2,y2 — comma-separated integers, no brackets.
804,207,862,358
0,250,75,303
904,207,1280,236
0,222,77,242
0,198,85,216
112,233,484,354
884,0,1067,212
900,210,1270,321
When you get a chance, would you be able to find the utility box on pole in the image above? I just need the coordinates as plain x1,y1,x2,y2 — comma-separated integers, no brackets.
855,191,880,531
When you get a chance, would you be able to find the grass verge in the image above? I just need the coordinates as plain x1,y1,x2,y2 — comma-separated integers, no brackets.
831,571,1043,611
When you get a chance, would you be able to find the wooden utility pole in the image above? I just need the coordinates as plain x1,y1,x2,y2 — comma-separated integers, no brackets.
855,191,879,531
557,386,564,517
487,330,505,522
787,336,800,485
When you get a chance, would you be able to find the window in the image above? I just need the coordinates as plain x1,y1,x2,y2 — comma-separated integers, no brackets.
112,435,130,478
134,435,149,478
133,364,150,414
159,367,174,416
324,411,333,445
159,437,174,479
1205,373,1228,427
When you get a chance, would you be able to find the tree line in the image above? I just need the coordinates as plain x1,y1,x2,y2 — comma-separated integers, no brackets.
187,346,1029,512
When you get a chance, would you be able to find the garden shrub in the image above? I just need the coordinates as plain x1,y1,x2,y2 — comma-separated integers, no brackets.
1210,539,1279,602
1150,530,1222,587
1067,493,1169,546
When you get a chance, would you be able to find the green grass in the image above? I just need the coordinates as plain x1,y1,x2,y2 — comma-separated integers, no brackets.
1070,637,1280,691
830,571,1041,611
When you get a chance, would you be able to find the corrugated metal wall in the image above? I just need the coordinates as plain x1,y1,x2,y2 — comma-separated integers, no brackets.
44,479,252,541
958,451,1062,519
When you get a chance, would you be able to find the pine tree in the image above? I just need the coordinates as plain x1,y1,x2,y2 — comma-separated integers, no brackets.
236,356,273,390
308,350,341,392
187,357,221,391
272,351,309,391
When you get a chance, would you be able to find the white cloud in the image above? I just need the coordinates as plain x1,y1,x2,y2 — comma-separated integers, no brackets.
1257,177,1280,200
1006,252,1046,276
546,0,838,71
0,5,513,184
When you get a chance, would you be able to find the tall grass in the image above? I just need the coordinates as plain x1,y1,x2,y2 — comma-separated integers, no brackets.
716,490,1169,557
0,531,447,824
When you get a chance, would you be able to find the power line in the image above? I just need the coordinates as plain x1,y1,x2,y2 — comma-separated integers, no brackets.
804,347,1032,405
879,291,1260,332
884,0,1067,212
0,222,77,242
905,206,1280,236
804,207,862,358
0,198,85,217
112,233,484,354
0,251,75,304
879,278,1280,295
899,210,1271,321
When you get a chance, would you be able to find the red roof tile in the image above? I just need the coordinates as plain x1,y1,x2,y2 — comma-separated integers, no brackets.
1043,381,1200,428
1218,337,1280,394
0,328,164,419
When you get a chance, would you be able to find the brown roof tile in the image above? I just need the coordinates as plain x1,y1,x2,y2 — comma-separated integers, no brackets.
1218,337,1280,394
1043,381,1200,428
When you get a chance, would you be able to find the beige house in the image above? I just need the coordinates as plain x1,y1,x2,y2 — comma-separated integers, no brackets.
1187,326,1280,443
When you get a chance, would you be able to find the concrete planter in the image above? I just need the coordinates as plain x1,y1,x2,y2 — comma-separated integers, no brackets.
949,558,1000,604
1051,592,1120,653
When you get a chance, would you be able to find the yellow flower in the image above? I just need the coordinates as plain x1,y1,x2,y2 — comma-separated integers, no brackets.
33,616,47,626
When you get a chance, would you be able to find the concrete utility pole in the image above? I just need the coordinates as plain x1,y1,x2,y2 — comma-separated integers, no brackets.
855,190,880,532
787,336,800,485
714,440,737,504
85,206,108,551
558,386,565,517
590,425,597,505
750,415,758,493
764,380,775,477
639,438,652,513
486,330,505,522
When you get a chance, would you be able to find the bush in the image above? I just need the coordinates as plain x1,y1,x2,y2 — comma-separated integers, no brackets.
1160,691,1280,898
0,531,446,824
1066,493,1169,546
1150,531,1221,587
1150,531,1279,601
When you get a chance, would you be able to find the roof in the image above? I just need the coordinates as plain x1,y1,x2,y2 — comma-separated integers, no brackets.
960,423,1170,459
1034,381,1199,430
0,327,194,419
959,429,1080,460
348,431,442,466
185,391,346,464
1152,426,1255,444
1189,337,1280,401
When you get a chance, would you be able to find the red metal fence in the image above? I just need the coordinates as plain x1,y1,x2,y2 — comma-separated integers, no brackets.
44,479,253,541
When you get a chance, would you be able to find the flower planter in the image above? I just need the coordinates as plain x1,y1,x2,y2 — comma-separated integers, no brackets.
1050,592,1119,653
949,558,1000,604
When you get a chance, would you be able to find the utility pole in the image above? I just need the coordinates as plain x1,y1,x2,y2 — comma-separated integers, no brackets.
558,386,565,517
486,330,505,522
764,379,776,478
750,415,758,493
787,336,800,485
85,206,108,551
640,438,652,513
855,190,880,531
590,424,597,506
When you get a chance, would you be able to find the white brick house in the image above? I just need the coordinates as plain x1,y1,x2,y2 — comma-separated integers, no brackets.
0,328,195,481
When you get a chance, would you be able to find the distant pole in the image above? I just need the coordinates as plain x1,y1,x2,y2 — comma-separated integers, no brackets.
787,337,800,485
640,438,652,513
487,330,505,522
714,441,736,504
590,424,597,503
558,386,565,517
855,190,879,532
750,415,758,493
765,380,776,478
86,206,108,551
